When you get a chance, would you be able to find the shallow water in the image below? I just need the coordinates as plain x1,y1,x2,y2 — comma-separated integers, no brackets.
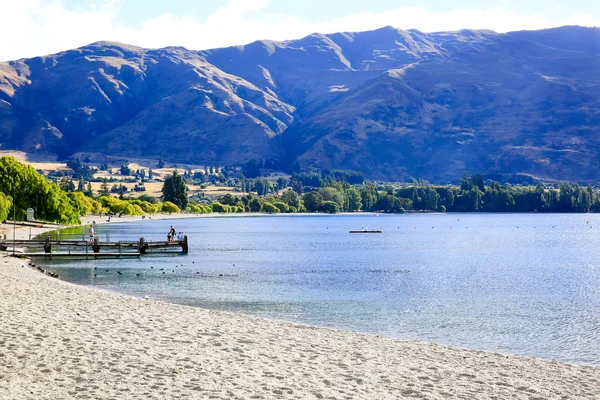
38,213,600,366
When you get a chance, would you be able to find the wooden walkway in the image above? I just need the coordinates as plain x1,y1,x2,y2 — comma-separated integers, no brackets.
1,235,188,259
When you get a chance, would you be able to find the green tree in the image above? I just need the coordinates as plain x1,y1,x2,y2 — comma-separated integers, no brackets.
280,190,301,209
84,182,94,198
318,187,345,210
59,177,75,192
276,177,288,190
249,198,262,212
0,156,82,224
376,194,402,213
360,184,378,212
465,188,483,212
99,178,110,196
303,192,323,212
273,201,289,213
0,192,12,222
346,188,362,212
120,162,131,176
470,173,485,192
320,200,339,214
255,178,270,196
161,170,188,209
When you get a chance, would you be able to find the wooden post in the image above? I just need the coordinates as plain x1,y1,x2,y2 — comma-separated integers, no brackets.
139,237,146,255
182,235,188,254
44,236,52,253
93,237,100,253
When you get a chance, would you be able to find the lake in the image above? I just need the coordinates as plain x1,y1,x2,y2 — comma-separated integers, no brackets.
38,213,600,366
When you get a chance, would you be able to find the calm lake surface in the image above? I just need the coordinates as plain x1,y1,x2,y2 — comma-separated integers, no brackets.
38,214,600,366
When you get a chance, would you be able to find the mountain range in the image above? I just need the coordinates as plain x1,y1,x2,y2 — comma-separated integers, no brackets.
1,25,599,181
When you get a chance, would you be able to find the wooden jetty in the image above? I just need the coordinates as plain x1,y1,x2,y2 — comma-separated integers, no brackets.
349,230,382,233
0,235,188,259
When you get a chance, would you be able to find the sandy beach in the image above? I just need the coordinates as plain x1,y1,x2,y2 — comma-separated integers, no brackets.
2,215,600,399
0,253,598,400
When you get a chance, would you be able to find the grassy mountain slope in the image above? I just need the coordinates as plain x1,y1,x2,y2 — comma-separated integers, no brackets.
1,26,599,181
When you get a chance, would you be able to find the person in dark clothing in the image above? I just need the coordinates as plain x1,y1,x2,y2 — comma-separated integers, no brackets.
168,225,176,242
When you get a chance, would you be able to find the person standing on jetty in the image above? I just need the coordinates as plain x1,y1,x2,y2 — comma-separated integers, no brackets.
88,224,95,244
168,225,176,242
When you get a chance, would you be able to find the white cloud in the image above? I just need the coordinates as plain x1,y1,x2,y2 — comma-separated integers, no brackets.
0,0,599,61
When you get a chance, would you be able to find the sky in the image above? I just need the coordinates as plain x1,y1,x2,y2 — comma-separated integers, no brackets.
1,0,599,61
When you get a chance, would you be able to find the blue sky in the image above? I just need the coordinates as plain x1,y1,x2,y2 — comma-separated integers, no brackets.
64,0,599,27
2,0,599,61
70,0,599,28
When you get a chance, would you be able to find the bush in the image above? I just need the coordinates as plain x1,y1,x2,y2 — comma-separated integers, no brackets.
99,196,144,216
162,201,180,214
129,199,158,214
211,202,228,213
261,202,279,214
187,203,202,213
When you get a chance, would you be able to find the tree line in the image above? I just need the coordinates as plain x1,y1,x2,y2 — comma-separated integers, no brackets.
6,153,600,226
195,173,600,215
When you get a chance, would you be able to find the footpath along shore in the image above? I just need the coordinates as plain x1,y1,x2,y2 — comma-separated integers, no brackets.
1,217,600,399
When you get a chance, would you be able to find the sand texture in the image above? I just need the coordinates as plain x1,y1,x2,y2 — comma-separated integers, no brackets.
1,255,599,399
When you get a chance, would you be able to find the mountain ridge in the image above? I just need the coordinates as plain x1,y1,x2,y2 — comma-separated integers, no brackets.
1,25,599,181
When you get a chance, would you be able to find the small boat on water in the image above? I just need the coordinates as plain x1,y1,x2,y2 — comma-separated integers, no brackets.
349,229,382,233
